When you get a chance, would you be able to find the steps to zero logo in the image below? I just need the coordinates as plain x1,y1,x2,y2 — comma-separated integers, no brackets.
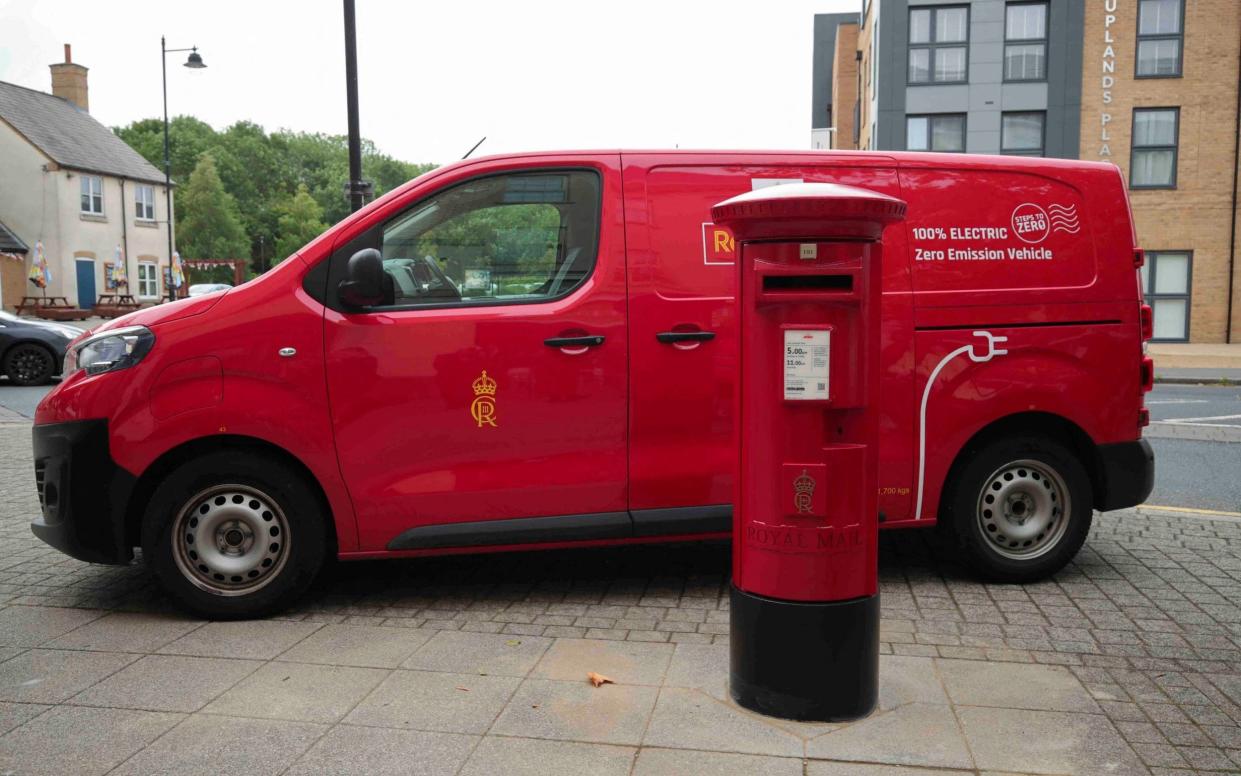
1010,203,1050,244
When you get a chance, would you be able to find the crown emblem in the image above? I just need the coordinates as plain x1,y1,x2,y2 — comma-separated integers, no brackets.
473,370,497,396
793,469,816,514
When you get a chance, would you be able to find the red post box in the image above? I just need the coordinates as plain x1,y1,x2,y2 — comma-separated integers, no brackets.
711,183,907,721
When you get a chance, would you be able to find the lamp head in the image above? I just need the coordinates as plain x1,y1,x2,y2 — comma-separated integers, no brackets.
183,48,206,69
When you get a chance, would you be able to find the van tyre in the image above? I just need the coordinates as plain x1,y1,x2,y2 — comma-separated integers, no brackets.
142,451,328,619
946,437,1093,583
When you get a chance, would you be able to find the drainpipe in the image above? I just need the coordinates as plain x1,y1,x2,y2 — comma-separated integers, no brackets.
120,179,130,298
1227,39,1241,343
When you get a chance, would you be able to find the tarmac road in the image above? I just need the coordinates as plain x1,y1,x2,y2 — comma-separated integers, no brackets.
0,379,1236,513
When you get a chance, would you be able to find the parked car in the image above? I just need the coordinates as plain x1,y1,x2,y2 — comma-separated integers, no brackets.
0,311,81,385
31,150,1154,618
187,283,232,297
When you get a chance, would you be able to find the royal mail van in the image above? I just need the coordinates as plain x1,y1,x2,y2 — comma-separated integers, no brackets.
32,150,1154,618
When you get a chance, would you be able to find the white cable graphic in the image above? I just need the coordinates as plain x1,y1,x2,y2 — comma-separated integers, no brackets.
914,331,1009,521
1047,203,1080,234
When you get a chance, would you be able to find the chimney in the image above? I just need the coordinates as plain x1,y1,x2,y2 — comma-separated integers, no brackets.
49,44,88,112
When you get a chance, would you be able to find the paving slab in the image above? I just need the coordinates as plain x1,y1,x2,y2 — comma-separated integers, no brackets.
109,713,326,776
0,700,48,734
284,724,476,776
532,637,673,686
403,630,552,677
806,703,974,770
459,735,635,776
0,605,103,647
157,619,322,660
344,668,519,734
491,677,658,746
957,706,1146,775
277,623,432,668
0,648,135,703
70,653,261,712
938,658,1101,713
634,747,803,776
0,705,181,776
807,763,970,776
203,661,388,723
45,611,203,653
643,686,804,757
878,655,949,709
663,642,730,700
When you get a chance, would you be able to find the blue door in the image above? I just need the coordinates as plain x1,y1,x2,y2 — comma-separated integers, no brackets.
75,259,95,309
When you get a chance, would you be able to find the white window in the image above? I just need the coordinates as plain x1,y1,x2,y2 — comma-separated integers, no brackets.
907,114,966,152
135,185,156,221
80,176,103,215
1140,251,1191,341
138,262,159,298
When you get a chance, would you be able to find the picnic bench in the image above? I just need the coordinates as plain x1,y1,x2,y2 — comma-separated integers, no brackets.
14,296,91,321
93,293,142,318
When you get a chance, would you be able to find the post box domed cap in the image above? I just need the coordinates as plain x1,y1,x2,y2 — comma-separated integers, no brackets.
711,182,907,242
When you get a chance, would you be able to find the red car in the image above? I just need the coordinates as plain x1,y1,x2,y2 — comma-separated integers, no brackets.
32,150,1154,618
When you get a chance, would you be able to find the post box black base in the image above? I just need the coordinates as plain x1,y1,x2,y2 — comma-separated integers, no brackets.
729,585,879,722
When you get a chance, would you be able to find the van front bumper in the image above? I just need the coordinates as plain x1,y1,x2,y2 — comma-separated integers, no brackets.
1097,438,1155,511
31,420,136,565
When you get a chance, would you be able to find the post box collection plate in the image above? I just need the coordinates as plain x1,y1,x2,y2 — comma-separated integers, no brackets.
783,328,830,401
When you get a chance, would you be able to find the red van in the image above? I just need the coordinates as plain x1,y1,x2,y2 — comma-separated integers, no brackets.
32,150,1154,618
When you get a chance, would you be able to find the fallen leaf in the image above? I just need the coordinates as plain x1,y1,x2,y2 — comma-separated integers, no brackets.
587,671,614,688
531,704,540,709
505,639,522,647
455,686,470,692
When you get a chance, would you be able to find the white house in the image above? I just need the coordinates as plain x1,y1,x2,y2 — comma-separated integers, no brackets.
0,45,173,310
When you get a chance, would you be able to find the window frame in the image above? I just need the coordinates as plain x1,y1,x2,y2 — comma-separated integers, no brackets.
1000,111,1046,156
1135,0,1184,79
906,113,968,153
1129,107,1180,190
326,167,604,314
908,4,970,86
1003,1,1049,83
1142,250,1192,342
137,261,159,299
135,185,156,221
80,175,104,215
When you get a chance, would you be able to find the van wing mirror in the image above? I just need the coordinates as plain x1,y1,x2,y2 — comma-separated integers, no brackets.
338,248,394,308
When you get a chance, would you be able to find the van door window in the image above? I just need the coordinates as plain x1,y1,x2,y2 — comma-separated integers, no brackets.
378,171,600,307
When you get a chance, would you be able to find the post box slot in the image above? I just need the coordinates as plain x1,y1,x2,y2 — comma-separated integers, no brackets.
762,274,853,293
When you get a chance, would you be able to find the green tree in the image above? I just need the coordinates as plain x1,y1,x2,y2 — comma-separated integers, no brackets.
177,153,250,260
274,184,328,259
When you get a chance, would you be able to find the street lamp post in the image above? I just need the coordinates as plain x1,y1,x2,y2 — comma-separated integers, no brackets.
161,36,206,302
343,0,365,214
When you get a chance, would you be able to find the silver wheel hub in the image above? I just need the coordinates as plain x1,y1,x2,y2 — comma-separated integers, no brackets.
976,459,1070,560
172,485,290,596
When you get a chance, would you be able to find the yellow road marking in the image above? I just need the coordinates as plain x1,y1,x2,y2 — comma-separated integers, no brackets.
1141,504,1241,518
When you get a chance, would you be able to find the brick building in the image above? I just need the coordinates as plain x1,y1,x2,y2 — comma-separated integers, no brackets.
814,0,1241,343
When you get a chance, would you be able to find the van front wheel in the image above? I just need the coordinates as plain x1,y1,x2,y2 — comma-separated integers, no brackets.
947,437,1093,583
142,451,328,619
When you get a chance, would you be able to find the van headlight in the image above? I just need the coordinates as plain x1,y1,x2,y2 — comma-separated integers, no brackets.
67,326,156,376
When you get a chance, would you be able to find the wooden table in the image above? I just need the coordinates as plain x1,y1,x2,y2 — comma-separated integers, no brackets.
93,294,142,318
14,296,91,320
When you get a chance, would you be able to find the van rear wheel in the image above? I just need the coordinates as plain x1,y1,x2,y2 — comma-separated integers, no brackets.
142,451,327,619
946,437,1092,583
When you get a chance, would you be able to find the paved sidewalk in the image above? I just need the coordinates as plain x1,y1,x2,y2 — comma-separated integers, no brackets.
1150,343,1241,383
1,424,1240,774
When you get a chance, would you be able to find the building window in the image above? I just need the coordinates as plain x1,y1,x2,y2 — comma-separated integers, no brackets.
1141,251,1191,341
80,176,103,215
135,185,156,221
1001,112,1045,156
907,114,966,152
1004,2,1047,81
137,261,159,298
1136,0,1183,77
908,5,968,85
1130,108,1179,189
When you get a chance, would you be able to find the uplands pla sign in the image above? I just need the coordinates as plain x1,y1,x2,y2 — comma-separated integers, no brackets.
1097,0,1122,159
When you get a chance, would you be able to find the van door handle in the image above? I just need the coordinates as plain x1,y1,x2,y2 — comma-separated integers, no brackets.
656,331,715,344
544,335,605,348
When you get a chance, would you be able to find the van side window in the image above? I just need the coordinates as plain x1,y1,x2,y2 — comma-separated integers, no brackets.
378,170,600,307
